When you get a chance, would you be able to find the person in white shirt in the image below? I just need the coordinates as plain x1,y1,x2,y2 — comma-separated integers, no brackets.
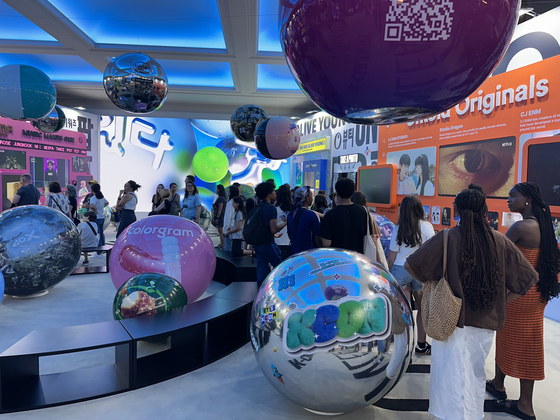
388,195,435,355
89,183,109,253
274,184,292,260
223,185,239,252
77,211,99,264
224,196,251,257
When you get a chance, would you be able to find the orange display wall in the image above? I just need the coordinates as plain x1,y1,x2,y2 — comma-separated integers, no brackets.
376,53,560,238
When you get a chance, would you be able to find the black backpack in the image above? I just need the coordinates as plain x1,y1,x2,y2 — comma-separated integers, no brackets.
242,203,269,245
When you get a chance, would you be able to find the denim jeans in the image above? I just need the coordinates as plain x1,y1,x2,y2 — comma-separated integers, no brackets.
254,243,282,286
95,218,105,253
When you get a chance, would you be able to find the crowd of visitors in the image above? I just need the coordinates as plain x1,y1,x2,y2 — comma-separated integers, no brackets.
10,171,559,420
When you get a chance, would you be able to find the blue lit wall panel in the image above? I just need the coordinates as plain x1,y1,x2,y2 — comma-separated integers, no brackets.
257,64,300,91
0,54,101,82
47,0,226,49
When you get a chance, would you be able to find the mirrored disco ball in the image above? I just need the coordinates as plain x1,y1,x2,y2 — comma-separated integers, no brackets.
198,205,211,231
280,0,520,125
32,105,66,133
0,206,81,296
103,53,168,113
230,105,268,142
113,272,188,320
250,248,414,414
0,64,56,120
254,116,300,160
103,205,112,231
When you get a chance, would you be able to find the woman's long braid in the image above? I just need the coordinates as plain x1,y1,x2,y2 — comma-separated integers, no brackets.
456,189,500,313
514,182,560,302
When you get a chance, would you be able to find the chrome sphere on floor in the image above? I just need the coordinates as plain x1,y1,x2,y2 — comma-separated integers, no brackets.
250,248,414,414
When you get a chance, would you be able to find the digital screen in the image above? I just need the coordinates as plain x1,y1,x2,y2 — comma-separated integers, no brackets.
438,136,516,198
357,165,395,207
2,174,21,210
72,156,91,173
0,150,26,170
30,157,69,188
527,141,560,207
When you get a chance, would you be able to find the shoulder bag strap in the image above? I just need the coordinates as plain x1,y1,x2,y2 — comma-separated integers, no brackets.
443,228,449,278
86,222,98,236
50,195,63,212
364,206,371,236
29,185,40,203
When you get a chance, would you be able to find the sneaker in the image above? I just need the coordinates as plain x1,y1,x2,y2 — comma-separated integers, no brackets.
83,260,89,265
215,244,223,250
415,343,432,355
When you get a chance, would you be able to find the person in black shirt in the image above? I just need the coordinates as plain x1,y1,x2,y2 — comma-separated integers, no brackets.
12,174,41,206
44,160,59,184
254,182,287,286
317,178,373,254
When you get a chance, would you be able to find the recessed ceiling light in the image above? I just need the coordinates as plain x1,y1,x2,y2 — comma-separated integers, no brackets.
75,106,86,110
306,110,320,114
290,116,298,119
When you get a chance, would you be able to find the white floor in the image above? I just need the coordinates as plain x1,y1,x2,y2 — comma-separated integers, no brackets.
1,225,559,419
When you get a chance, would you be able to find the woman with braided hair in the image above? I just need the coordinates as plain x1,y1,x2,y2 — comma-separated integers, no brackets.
405,188,538,420
487,182,560,420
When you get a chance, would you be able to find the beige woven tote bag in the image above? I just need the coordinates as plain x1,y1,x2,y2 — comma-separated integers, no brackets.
421,229,462,341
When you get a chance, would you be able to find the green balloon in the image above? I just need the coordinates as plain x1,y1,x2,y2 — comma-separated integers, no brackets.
192,147,229,183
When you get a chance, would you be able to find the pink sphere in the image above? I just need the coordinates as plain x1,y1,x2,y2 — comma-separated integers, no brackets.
110,216,216,302
280,0,520,125
254,116,300,160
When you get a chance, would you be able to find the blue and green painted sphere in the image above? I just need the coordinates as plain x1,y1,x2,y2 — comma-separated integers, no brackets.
0,65,56,120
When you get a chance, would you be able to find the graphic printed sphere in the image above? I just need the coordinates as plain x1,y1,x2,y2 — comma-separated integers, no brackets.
280,0,520,125
32,105,66,133
250,248,413,414
0,65,56,120
371,212,396,260
110,216,216,302
103,53,168,113
239,184,255,199
113,272,188,320
0,206,81,296
254,117,300,160
230,105,268,142
192,147,229,183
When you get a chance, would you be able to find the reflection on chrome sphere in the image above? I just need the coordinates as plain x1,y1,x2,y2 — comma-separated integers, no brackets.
32,105,66,133
103,205,112,231
250,248,414,414
198,206,211,231
103,53,168,113
230,105,268,142
0,206,81,296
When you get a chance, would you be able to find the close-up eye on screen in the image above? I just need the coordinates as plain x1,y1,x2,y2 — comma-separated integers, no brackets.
438,136,516,198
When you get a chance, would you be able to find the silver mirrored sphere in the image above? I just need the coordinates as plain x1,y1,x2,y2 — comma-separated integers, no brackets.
230,105,268,142
32,105,66,133
103,53,168,113
0,206,81,296
198,205,211,231
250,248,414,414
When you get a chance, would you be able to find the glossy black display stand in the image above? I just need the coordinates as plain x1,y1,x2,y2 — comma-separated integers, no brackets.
0,252,258,413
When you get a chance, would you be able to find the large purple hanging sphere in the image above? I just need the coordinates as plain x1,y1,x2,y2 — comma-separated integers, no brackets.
254,116,300,160
280,0,520,125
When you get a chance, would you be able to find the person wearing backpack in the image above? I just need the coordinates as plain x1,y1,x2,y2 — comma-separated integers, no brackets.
246,182,287,286
288,186,321,255
77,211,100,265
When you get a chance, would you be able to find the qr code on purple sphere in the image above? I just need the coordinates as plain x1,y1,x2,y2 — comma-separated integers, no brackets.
384,0,454,42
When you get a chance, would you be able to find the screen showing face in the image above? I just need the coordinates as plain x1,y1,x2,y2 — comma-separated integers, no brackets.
30,157,69,188
0,150,26,170
438,136,516,198
527,142,560,207
357,166,393,205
